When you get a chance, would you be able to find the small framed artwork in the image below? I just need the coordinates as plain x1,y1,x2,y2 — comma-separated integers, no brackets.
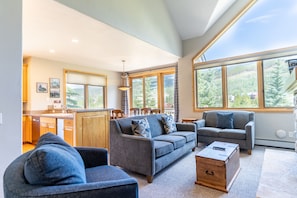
49,78,60,89
36,82,48,93
50,88,60,98
49,78,60,98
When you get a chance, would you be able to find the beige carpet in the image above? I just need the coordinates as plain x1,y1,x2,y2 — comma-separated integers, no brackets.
126,145,267,198
256,148,297,198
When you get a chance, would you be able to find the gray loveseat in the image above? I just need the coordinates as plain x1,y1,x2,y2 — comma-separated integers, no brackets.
110,114,196,183
195,110,255,154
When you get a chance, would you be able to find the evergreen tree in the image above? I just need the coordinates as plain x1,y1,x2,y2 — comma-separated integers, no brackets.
265,60,285,107
197,68,222,107
66,87,80,108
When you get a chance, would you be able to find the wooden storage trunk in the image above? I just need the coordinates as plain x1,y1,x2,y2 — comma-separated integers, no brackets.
195,141,240,192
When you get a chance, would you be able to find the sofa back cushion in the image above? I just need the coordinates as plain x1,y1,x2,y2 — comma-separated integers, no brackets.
24,132,86,185
116,114,165,137
203,110,254,129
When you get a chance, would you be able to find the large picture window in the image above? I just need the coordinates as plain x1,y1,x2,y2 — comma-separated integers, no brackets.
130,68,175,114
263,55,297,108
194,48,296,111
64,70,107,109
227,62,258,108
196,67,222,108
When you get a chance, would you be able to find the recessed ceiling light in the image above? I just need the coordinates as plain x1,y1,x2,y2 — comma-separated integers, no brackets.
49,49,55,53
72,39,79,43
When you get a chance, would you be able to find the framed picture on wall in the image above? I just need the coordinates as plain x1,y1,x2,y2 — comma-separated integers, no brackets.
49,78,60,88
36,82,48,93
50,88,60,98
49,78,60,98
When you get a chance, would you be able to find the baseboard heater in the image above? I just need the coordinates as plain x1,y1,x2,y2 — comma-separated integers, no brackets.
255,138,295,149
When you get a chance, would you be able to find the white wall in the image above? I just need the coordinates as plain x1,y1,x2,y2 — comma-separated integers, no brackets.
0,0,22,196
55,0,182,57
25,57,121,111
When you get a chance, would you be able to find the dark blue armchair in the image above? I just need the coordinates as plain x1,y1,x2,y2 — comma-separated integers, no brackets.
4,146,138,198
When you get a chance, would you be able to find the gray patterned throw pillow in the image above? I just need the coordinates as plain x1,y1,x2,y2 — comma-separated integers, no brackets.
131,117,152,138
162,114,177,134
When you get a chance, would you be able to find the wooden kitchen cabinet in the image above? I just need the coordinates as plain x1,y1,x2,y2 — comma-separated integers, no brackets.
75,110,110,149
22,115,32,143
40,117,56,136
22,64,28,102
64,119,74,146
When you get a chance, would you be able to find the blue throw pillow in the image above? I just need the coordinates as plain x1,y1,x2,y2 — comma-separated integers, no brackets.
216,112,234,129
161,114,177,134
24,133,86,185
131,117,152,138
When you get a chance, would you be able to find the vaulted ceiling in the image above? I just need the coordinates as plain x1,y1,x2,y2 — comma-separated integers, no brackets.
23,0,247,72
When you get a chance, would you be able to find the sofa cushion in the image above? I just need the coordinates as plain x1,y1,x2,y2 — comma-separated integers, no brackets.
24,132,86,185
154,140,174,158
132,117,152,138
154,135,186,149
219,129,246,140
170,132,195,143
216,112,234,129
161,114,177,134
146,114,165,137
197,127,221,137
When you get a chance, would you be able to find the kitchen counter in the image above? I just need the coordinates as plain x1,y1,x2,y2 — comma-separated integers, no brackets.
39,113,74,119
23,109,111,148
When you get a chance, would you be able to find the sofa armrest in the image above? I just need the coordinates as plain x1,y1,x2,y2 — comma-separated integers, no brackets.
110,120,155,176
176,122,196,132
193,119,205,129
245,121,255,149
75,147,108,168
19,177,138,197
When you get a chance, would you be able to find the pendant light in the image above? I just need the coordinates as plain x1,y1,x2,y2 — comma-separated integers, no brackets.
118,60,131,91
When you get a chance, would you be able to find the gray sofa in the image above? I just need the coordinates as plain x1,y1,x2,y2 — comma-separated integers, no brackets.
195,110,255,154
110,114,196,183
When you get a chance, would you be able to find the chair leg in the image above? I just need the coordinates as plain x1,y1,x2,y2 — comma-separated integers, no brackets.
247,149,252,155
147,175,153,183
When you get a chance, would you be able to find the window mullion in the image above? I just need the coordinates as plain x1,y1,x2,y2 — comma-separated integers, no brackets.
222,65,228,108
257,60,264,108
142,78,146,107
85,85,88,109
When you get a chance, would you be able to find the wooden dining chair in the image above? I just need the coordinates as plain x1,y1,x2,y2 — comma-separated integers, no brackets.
141,107,151,115
111,109,125,119
130,108,140,116
151,108,161,114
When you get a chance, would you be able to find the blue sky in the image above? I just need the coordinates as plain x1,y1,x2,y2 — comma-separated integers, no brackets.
204,0,297,61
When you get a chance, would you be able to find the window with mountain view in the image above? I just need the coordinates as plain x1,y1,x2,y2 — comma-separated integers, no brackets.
227,62,258,108
194,0,297,110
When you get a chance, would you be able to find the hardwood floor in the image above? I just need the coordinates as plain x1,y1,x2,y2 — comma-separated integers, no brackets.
22,143,35,153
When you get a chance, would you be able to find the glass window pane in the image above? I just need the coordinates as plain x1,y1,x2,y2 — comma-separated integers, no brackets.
66,84,84,109
197,67,223,108
132,78,143,108
88,85,104,109
145,76,158,108
164,74,175,115
227,62,258,108
263,56,296,107
195,0,297,63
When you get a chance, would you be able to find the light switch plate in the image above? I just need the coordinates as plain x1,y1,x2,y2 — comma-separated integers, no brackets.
0,113,2,125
